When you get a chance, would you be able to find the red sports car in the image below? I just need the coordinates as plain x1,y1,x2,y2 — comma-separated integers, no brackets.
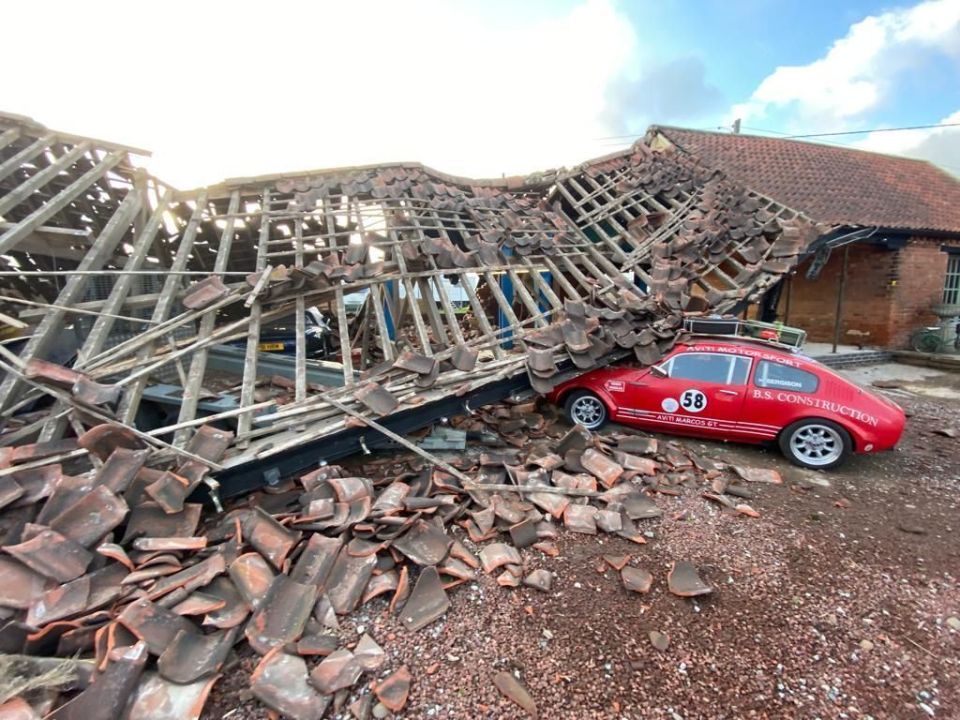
548,336,905,469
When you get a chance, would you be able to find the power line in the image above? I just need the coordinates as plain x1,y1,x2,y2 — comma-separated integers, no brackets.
596,120,960,143
783,122,960,139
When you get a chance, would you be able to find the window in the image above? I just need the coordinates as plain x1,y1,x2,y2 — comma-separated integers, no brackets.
754,360,819,393
665,353,751,385
943,253,960,306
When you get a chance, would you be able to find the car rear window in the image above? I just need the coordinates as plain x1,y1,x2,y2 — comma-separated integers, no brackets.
667,353,751,385
754,360,819,393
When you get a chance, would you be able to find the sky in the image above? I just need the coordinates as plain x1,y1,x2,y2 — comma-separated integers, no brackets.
5,0,959,186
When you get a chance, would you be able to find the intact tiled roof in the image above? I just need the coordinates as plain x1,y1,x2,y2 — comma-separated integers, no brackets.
652,126,960,235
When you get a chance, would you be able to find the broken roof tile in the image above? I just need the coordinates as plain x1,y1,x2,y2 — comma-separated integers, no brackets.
621,566,654,594
732,466,782,484
157,626,237,684
3,525,92,582
240,507,301,570
401,566,449,631
132,537,207,552
667,561,713,598
580,449,624,488
478,543,522,574
289,533,342,588
492,671,538,718
374,665,411,713
181,276,229,310
392,519,452,566
125,671,219,720
325,543,377,615
117,599,197,656
228,553,275,611
354,633,386,672
0,556,52,610
251,649,330,720
122,503,202,544
244,576,318,654
522,569,553,592
309,648,361,694
563,504,597,535
355,382,399,415
48,642,148,720
48,485,127,548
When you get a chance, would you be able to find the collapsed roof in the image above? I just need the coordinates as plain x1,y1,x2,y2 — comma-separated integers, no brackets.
0,112,821,498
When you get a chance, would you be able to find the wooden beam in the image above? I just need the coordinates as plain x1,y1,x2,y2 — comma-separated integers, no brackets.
0,142,93,218
0,190,141,415
0,150,125,255
173,190,241,447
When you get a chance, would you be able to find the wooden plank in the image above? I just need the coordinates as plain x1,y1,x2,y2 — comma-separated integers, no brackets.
116,190,211,425
0,150,125,255
334,287,354,385
369,282,395,361
0,142,92,217
0,127,21,153
294,212,307,403
237,189,273,442
506,268,547,327
74,191,170,368
0,190,142,416
392,240,432,354
456,270,502,358
431,270,466,345
172,190,241,448
555,180,629,263
0,133,55,184
521,256,564,310
417,277,449,345
538,255,580,300
483,270,526,350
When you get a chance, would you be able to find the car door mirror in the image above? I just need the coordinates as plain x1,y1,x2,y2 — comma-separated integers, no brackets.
649,364,669,379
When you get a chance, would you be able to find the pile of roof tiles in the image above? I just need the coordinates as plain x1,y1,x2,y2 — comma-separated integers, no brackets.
0,395,781,719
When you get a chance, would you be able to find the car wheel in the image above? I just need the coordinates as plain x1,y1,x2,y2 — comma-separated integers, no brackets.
779,418,851,470
564,390,608,431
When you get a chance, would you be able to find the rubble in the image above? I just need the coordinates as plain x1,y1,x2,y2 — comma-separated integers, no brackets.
0,111,825,717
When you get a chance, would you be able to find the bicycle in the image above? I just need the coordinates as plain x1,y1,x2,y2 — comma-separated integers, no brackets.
910,321,960,353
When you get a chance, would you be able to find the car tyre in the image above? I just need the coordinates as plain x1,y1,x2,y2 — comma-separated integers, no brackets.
779,418,852,470
564,390,608,431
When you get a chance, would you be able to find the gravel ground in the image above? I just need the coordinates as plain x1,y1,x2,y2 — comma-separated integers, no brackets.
204,370,960,720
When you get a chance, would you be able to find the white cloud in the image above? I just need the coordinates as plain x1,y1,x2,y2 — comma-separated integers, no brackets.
730,0,960,130
1,0,637,187
855,109,960,176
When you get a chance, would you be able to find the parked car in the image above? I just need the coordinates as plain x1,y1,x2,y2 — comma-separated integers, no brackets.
548,335,905,469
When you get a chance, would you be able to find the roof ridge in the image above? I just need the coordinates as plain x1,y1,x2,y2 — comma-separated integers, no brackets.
652,124,949,170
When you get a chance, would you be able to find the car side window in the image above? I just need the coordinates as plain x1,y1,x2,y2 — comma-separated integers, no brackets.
754,360,819,393
665,353,751,385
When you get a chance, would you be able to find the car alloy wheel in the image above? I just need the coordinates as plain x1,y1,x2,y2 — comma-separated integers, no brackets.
568,393,607,430
788,423,844,467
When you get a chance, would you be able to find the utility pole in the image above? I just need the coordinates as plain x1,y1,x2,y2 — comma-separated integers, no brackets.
732,118,741,134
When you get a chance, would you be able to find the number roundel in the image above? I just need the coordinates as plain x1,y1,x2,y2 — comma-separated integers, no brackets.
679,389,707,413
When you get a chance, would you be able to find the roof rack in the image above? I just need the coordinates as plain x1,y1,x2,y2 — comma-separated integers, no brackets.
683,317,807,349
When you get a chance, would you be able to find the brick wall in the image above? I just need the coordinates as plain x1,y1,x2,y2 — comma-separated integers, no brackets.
888,238,950,347
776,237,950,348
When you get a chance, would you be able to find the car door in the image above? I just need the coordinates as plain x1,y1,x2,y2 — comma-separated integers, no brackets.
618,350,752,439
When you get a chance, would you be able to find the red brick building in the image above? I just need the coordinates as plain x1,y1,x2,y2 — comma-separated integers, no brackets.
648,127,960,348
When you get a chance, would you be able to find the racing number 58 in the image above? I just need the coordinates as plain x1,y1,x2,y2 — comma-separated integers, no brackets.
680,389,707,413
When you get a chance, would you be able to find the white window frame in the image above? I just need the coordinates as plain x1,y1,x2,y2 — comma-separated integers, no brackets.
943,253,960,306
